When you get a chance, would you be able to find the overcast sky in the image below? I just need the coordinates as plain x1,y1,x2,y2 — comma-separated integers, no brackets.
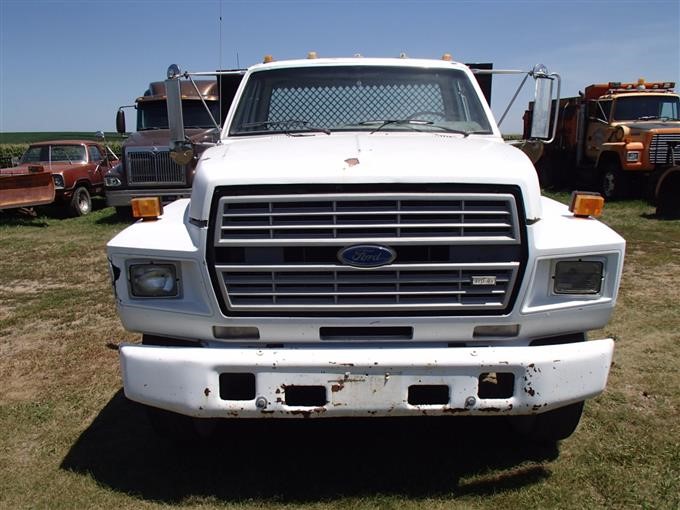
1,0,678,134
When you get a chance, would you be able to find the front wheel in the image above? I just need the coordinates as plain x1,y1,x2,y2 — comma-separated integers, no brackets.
69,186,92,216
144,406,217,441
510,401,585,443
599,163,630,200
114,206,132,220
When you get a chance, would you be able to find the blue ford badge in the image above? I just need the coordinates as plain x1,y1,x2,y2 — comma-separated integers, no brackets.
338,244,396,268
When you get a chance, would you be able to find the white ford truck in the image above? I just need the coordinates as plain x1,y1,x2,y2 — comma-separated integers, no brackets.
107,56,625,442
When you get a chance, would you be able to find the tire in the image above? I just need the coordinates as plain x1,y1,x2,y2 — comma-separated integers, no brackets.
114,206,132,220
140,334,217,440
655,168,680,219
144,406,217,441
599,161,629,200
69,186,92,216
510,401,585,443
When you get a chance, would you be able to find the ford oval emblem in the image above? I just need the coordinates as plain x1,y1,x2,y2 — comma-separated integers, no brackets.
337,244,396,268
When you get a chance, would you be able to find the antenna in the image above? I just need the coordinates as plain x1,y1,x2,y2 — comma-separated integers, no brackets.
218,1,223,70
218,0,223,128
237,52,240,69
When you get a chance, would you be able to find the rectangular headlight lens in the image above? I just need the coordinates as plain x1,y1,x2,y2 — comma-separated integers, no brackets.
554,261,603,294
129,263,179,298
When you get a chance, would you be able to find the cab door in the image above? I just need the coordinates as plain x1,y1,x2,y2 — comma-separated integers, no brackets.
585,99,613,162
87,145,106,191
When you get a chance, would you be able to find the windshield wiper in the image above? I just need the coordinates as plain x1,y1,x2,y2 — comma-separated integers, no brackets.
358,119,473,136
240,119,331,135
635,115,671,121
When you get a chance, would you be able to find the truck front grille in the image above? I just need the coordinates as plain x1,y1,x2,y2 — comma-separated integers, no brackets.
209,185,526,317
126,148,186,185
649,134,680,165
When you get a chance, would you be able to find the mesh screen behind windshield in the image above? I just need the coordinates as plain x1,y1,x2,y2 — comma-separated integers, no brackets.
269,83,444,128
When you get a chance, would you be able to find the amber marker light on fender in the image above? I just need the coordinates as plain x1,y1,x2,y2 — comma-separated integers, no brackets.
569,191,604,218
131,197,163,220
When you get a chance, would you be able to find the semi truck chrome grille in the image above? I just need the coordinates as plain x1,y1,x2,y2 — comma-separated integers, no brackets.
209,189,525,316
126,148,186,185
215,193,520,246
649,134,680,165
217,263,519,311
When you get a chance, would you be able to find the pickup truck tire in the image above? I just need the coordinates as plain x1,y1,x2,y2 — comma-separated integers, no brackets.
510,401,585,443
69,186,92,216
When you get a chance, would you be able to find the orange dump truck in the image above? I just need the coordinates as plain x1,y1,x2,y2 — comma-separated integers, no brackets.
525,80,680,215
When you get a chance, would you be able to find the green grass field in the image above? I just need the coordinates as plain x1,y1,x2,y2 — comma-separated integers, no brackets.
0,196,678,509
0,132,126,144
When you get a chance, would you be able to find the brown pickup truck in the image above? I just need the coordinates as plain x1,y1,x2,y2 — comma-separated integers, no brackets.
0,140,117,216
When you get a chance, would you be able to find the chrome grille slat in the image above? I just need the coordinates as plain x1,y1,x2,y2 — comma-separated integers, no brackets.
227,290,507,296
126,147,186,185
223,210,511,217
220,222,512,230
649,134,680,164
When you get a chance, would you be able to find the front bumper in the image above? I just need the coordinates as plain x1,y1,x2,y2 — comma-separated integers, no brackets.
105,188,191,207
120,339,614,418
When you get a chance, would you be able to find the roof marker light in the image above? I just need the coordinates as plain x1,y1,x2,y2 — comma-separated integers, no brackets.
307,51,318,59
263,55,274,63
442,53,453,61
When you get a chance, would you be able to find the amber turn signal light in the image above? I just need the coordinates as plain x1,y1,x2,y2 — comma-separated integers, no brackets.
131,197,163,220
569,191,604,218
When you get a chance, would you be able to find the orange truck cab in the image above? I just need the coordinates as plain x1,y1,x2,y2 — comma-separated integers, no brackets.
526,80,680,209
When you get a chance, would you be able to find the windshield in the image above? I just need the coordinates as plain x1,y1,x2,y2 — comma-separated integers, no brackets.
612,95,680,121
137,99,219,130
21,144,87,163
230,65,493,136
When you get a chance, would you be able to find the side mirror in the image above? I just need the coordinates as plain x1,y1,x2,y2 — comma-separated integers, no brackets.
166,66,185,146
166,65,194,166
116,110,126,134
530,65,554,140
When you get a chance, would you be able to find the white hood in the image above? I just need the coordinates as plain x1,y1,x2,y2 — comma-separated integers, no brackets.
190,132,542,221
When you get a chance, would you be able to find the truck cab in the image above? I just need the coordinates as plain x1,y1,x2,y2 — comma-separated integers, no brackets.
105,78,242,216
530,80,680,201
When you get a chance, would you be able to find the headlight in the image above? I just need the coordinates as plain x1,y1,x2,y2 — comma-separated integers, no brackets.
52,174,65,189
129,263,179,298
553,260,603,294
626,151,640,162
105,175,122,187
